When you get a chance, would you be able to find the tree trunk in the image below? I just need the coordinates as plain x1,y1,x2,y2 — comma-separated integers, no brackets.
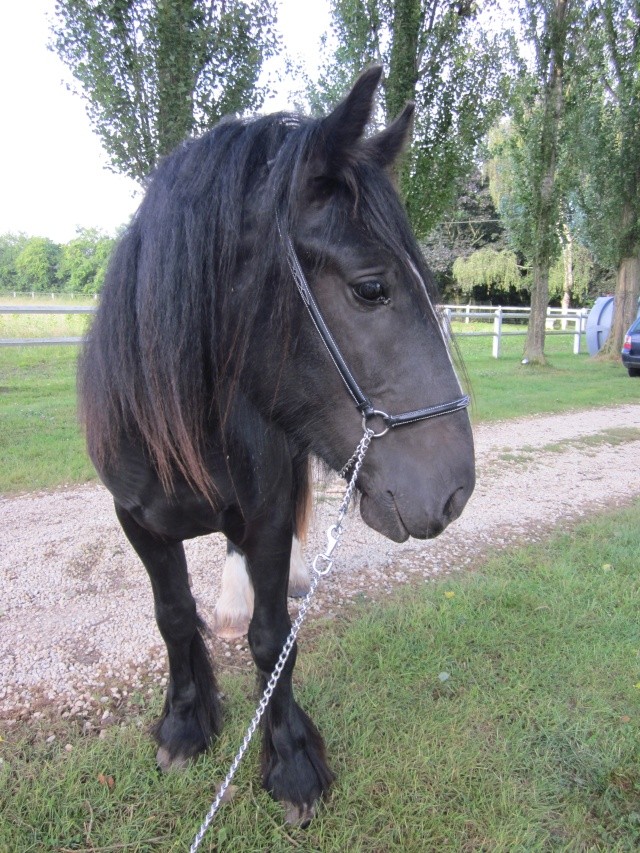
525,261,551,363
561,225,573,329
598,254,640,357
522,0,569,365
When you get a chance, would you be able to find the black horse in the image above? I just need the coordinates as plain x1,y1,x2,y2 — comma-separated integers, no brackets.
78,67,475,824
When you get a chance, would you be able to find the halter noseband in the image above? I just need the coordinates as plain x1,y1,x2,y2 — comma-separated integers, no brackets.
280,228,470,437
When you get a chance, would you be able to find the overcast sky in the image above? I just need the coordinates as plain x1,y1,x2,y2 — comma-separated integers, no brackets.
0,0,330,243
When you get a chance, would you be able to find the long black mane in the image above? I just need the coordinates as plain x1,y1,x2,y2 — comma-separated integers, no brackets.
79,109,438,499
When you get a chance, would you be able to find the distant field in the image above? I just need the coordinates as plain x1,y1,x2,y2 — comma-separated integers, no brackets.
0,306,638,494
0,294,95,342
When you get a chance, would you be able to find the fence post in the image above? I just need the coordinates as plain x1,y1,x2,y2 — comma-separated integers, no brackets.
492,307,503,358
465,303,471,325
574,308,587,354
443,307,452,338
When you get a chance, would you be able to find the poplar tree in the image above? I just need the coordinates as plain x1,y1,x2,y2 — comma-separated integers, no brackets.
499,0,576,364
52,0,278,182
571,0,640,356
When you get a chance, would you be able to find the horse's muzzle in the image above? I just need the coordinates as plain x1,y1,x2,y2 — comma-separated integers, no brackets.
359,462,475,543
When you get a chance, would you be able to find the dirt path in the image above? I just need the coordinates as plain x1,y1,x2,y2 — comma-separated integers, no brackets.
2,403,639,725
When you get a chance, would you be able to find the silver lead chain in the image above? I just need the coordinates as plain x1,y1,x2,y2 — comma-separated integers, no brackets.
189,426,374,852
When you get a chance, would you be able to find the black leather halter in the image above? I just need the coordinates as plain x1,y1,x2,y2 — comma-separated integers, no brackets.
281,230,470,436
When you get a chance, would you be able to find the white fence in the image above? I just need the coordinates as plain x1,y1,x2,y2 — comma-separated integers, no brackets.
442,304,589,358
0,304,95,347
3,292,97,300
1,302,590,357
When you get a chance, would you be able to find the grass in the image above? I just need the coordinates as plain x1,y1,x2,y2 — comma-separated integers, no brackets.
0,346,95,492
2,502,639,851
0,309,639,495
451,322,639,422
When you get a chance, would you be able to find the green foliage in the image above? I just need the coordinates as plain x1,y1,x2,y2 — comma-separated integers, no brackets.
453,247,524,297
14,237,63,292
0,230,115,294
488,94,567,271
569,0,640,269
52,0,279,181
548,238,594,303
0,233,28,292
420,171,510,297
58,228,115,294
313,0,515,236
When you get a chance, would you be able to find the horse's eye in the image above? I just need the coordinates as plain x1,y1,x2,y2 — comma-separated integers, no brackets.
353,280,389,305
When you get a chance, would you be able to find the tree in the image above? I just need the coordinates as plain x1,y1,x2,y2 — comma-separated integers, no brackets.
52,0,279,182
14,238,63,292
548,232,595,306
488,1,577,364
0,233,28,292
58,227,116,293
421,170,510,296
453,247,524,300
570,0,640,356
312,0,514,236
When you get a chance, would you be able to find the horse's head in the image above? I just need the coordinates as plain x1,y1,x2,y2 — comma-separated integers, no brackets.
247,67,475,543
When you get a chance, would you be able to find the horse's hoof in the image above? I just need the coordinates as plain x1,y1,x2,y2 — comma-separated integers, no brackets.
156,746,191,773
212,608,250,640
212,619,249,640
283,801,316,827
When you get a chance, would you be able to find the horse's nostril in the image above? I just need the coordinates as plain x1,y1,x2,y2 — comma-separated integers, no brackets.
443,486,466,523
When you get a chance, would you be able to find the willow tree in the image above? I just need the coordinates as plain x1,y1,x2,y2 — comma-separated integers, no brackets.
570,0,640,356
311,0,513,237
452,247,524,299
52,0,278,182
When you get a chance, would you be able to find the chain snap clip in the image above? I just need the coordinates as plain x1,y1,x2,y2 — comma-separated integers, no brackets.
312,524,341,576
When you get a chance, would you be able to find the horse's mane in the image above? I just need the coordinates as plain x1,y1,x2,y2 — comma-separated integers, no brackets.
78,109,437,500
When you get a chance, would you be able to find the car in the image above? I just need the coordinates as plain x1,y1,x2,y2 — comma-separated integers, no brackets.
621,316,640,377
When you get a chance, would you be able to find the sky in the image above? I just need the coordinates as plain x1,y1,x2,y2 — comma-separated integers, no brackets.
0,0,330,244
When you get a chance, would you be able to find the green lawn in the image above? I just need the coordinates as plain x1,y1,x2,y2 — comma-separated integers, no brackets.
0,347,95,492
2,502,639,851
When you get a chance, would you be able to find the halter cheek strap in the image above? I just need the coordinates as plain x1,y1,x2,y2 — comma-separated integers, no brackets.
280,227,470,433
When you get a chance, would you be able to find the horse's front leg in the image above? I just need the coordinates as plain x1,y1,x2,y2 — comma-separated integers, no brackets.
241,524,333,824
114,503,221,770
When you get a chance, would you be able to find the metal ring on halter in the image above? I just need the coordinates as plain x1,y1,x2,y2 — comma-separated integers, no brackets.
362,409,390,438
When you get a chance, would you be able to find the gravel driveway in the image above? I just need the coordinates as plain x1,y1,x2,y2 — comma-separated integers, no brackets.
2,403,639,725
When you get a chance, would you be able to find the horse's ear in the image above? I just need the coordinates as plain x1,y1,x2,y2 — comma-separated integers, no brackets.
362,102,415,169
314,66,383,174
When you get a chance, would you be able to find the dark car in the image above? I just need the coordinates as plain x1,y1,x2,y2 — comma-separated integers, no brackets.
621,317,640,377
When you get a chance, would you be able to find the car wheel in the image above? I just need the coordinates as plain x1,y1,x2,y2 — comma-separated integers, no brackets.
628,368,640,377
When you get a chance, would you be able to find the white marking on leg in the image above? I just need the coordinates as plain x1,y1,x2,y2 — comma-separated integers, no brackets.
288,535,310,598
213,550,254,640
